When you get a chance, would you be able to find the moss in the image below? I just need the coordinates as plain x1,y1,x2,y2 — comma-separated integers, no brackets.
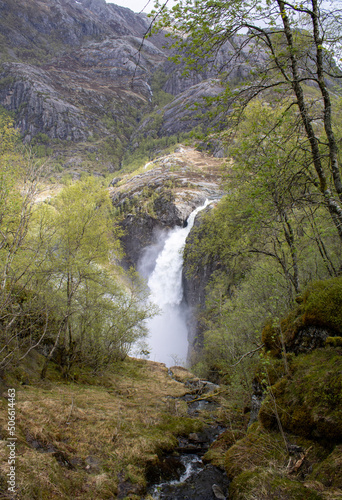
280,277,342,345
325,336,342,347
309,445,342,488
256,356,288,388
158,415,204,438
259,348,342,441
261,321,282,358
301,277,342,334
203,428,246,467
229,467,323,500
224,424,287,478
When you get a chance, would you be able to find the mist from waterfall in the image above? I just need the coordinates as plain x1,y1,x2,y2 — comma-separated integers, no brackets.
138,200,211,367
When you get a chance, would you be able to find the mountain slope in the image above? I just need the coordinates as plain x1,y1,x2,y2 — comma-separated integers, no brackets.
0,0,296,175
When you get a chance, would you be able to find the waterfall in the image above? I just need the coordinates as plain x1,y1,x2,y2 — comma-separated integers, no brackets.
138,200,211,366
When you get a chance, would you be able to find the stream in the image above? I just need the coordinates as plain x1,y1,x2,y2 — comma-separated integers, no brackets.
138,201,229,498
148,451,229,500
145,380,230,500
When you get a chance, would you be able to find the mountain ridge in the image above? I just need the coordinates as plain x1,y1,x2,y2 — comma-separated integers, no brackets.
0,0,252,174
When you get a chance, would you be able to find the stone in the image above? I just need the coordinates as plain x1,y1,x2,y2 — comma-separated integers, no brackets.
212,483,226,499
156,464,229,499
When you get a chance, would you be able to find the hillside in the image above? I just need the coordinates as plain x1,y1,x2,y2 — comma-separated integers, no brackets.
0,0,260,176
0,0,342,499
0,353,229,498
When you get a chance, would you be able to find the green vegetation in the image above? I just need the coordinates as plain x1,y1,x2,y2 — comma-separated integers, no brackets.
1,0,342,497
185,98,342,390
259,348,342,440
150,2,342,496
0,356,205,499
121,134,179,171
150,68,174,108
0,115,154,378
229,467,324,500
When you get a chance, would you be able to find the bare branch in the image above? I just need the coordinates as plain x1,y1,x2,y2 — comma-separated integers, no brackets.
230,344,265,367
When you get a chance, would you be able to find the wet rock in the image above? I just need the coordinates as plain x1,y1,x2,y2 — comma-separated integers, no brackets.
287,326,333,354
212,483,226,499
185,379,220,395
177,425,225,454
182,206,221,353
112,151,223,268
117,478,142,499
146,455,186,485
120,212,163,268
248,378,265,427
155,464,229,500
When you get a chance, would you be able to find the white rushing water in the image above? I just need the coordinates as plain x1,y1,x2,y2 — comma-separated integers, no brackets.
150,454,203,498
138,200,211,366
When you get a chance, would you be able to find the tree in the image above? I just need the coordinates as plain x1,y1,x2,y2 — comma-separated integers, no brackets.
0,112,49,369
37,177,118,376
37,177,155,377
0,117,154,375
154,0,342,241
228,99,339,296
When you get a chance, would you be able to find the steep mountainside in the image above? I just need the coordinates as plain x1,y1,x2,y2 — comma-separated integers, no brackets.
110,145,224,266
0,0,258,174
0,0,163,165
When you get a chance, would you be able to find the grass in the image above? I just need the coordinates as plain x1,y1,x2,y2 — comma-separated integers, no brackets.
0,356,204,499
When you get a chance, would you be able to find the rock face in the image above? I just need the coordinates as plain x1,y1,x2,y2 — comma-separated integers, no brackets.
0,0,166,144
182,206,221,350
0,0,264,168
0,0,150,50
0,0,164,150
110,146,223,267
110,147,224,356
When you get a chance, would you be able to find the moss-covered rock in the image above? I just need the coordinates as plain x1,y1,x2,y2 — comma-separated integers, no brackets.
280,277,342,353
259,277,342,360
309,445,342,488
224,423,288,478
301,278,342,333
229,467,324,500
259,348,342,441
203,428,246,467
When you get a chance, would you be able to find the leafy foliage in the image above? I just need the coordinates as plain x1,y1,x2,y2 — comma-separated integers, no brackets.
0,116,154,375
185,100,341,393
154,0,342,241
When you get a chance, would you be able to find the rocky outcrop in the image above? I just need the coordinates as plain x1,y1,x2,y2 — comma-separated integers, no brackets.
0,63,93,142
161,35,265,96
120,213,164,269
0,30,166,142
0,0,166,152
110,146,223,267
0,0,266,165
136,79,224,139
0,0,150,51
182,206,221,350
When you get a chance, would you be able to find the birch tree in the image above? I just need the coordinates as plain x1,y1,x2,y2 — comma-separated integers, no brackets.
154,0,342,240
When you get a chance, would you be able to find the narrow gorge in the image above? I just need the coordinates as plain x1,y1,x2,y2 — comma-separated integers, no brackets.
110,147,224,366
138,200,211,366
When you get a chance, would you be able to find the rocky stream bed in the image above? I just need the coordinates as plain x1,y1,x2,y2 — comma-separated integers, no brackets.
143,370,230,500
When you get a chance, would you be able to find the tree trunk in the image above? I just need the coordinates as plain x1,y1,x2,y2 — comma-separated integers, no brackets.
277,0,342,241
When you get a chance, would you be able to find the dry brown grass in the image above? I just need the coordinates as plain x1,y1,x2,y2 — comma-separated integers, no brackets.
0,358,201,499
